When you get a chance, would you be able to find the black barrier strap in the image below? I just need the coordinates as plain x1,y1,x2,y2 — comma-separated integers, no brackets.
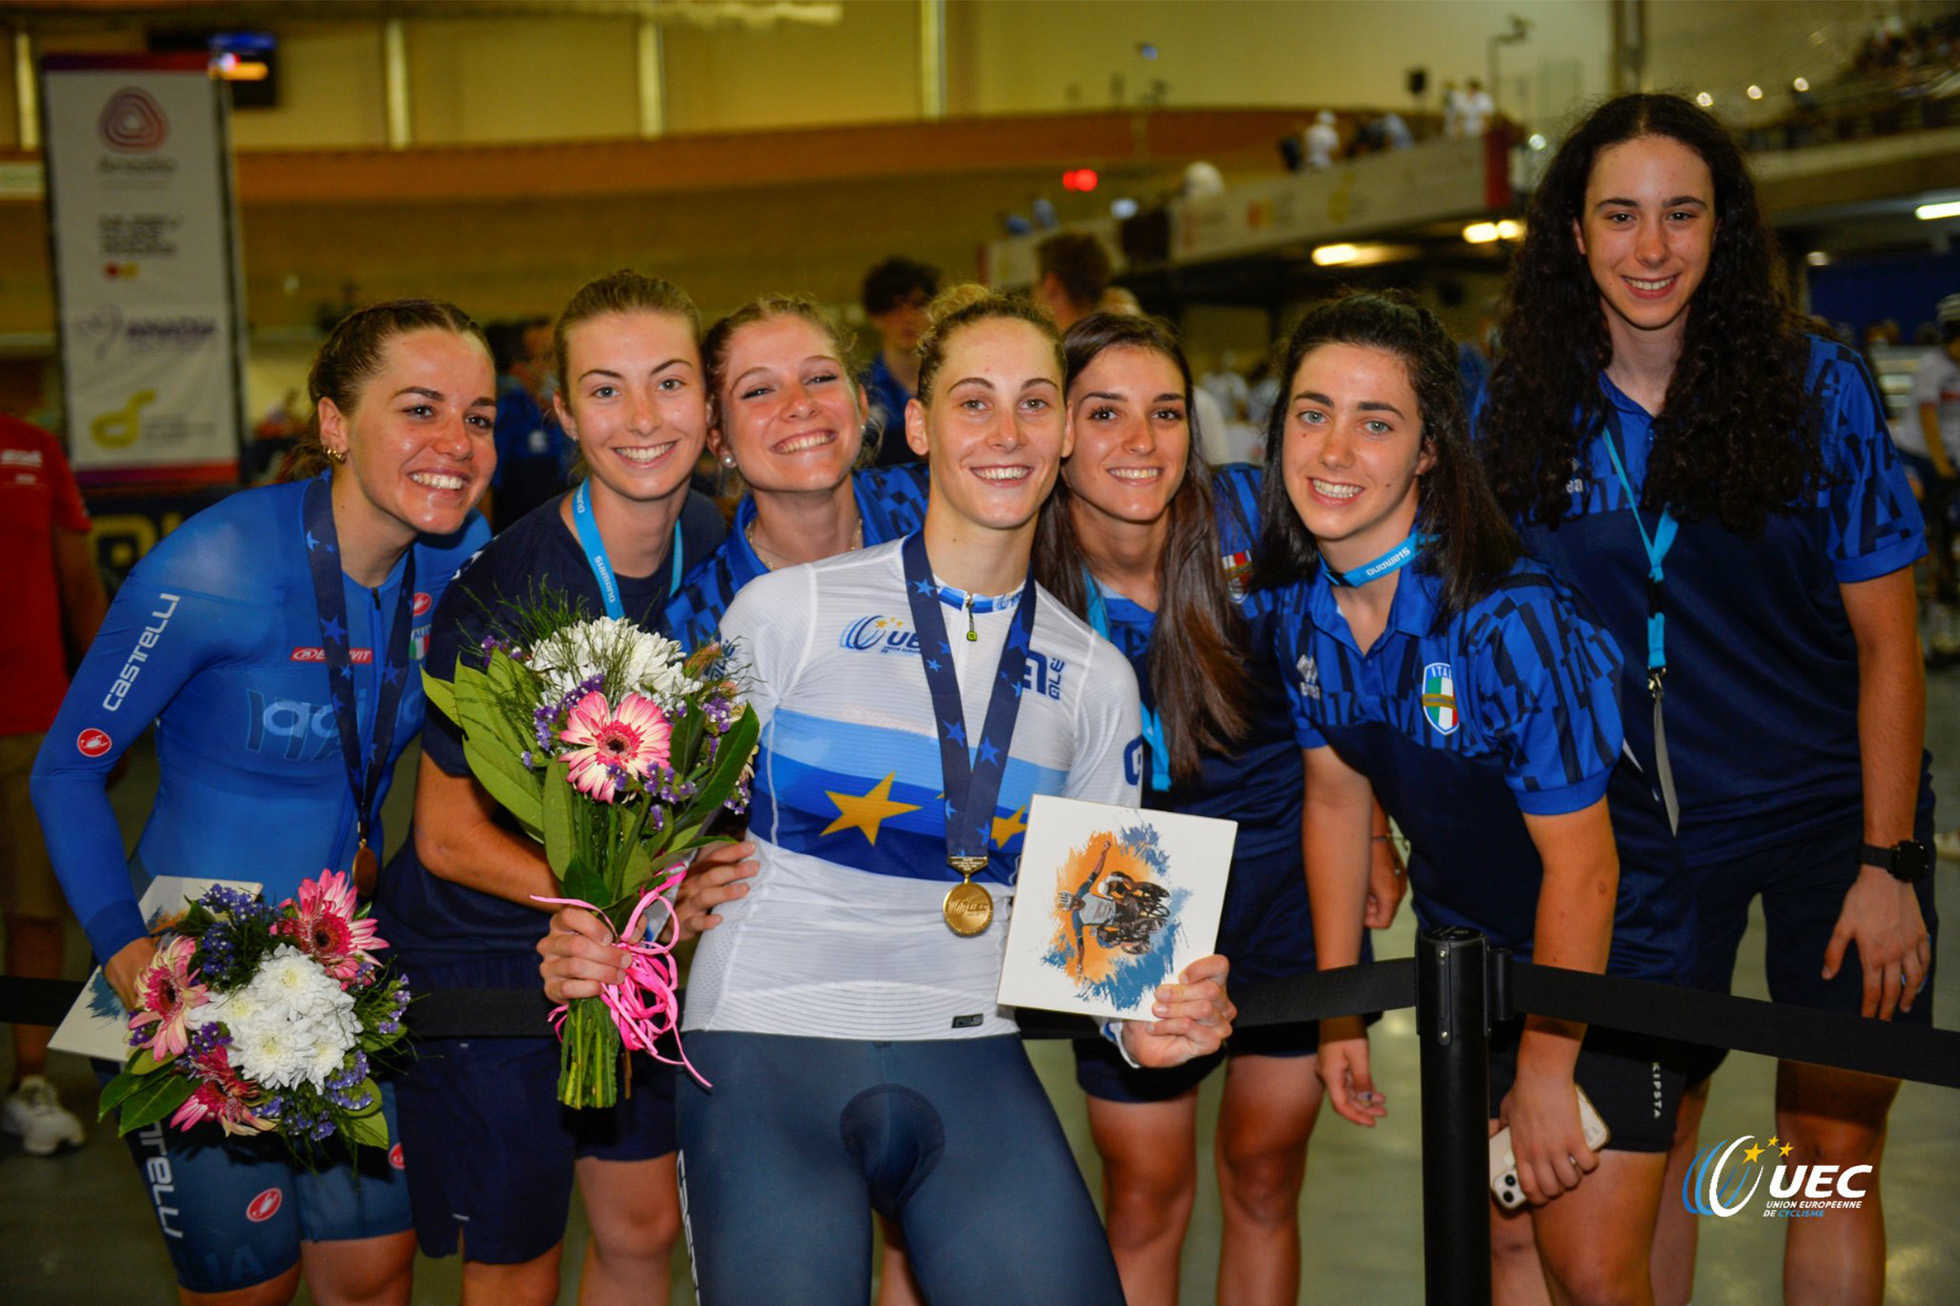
2,959,1954,1090
1509,961,1960,1091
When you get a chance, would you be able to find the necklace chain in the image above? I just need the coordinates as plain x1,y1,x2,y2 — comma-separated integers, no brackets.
748,513,863,571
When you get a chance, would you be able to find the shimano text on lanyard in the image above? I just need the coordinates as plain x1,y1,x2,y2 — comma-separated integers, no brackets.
1325,529,1428,588
1599,409,1681,833
571,479,684,619
1082,572,1173,794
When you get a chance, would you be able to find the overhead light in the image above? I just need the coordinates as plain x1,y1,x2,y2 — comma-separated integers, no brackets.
1496,219,1525,240
1695,92,1713,107
1793,76,1810,92
1805,250,1831,266
1918,200,1960,221
1463,222,1500,244
1747,85,1763,100
1313,243,1359,266
1310,243,1419,268
1527,133,1547,150
1110,197,1139,220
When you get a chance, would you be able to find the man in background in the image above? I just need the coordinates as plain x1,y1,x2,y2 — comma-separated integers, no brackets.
488,316,568,531
1033,231,1115,332
859,257,940,466
0,411,107,1154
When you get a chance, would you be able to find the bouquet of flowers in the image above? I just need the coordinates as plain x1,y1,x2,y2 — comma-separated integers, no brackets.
423,602,758,1108
100,873,410,1156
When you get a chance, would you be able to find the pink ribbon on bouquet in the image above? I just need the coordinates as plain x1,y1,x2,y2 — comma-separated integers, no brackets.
535,862,709,1088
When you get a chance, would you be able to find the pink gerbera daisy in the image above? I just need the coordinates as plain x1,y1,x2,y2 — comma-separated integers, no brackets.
558,691,671,803
128,936,208,1060
276,869,385,982
170,1045,270,1136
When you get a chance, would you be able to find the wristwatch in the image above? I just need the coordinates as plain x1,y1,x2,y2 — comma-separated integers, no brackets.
1859,840,1930,884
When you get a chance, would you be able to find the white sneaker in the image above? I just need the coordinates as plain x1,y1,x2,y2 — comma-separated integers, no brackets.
2,1075,88,1155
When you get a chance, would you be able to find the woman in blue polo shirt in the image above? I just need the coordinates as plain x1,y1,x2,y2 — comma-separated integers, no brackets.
1478,94,1934,1306
1257,291,1691,1306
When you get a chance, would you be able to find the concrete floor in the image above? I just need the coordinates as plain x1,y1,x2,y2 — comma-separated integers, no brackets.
5,683,1958,1305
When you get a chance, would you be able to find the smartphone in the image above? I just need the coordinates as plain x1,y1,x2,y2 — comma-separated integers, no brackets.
1488,1084,1611,1210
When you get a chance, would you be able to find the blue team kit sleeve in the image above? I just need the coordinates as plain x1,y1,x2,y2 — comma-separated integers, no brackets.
1808,339,1926,582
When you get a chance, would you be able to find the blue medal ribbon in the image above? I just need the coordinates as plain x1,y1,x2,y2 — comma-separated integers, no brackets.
571,479,685,619
1081,572,1172,794
900,531,1037,876
302,474,415,865
1324,529,1429,588
1599,406,1681,832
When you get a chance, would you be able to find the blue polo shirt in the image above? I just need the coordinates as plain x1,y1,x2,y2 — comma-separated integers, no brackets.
662,463,931,653
1087,464,1316,979
1511,337,1928,866
1274,557,1689,981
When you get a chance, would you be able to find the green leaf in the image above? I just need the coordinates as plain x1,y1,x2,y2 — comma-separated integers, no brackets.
97,1068,149,1117
346,1104,391,1150
668,703,707,778
421,668,458,726
128,1046,171,1075
115,1073,196,1135
689,708,760,817
542,760,578,876
463,738,544,832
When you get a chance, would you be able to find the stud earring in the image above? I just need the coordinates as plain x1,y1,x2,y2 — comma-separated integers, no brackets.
327,446,348,464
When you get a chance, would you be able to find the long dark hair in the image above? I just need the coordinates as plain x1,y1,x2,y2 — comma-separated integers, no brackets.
1250,291,1519,626
1035,314,1250,781
1480,93,1823,533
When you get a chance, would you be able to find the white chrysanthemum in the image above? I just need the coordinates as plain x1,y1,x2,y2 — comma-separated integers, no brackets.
530,617,692,709
219,946,360,1090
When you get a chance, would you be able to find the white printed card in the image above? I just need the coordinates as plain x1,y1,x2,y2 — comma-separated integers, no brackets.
997,795,1236,1021
49,875,261,1063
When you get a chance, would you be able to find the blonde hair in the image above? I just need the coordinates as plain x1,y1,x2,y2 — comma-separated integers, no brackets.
551,269,701,482
912,284,1061,407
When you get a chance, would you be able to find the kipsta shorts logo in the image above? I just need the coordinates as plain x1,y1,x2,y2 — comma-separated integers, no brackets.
1420,662,1458,735
1682,1134,1871,1219
244,1187,283,1223
99,89,169,153
76,728,113,758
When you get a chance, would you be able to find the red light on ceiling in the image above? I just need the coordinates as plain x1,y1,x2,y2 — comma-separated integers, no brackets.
1062,168,1100,192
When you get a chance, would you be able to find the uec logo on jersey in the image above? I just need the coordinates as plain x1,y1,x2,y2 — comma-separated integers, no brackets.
1420,662,1458,735
840,615,921,655
1682,1134,1871,1218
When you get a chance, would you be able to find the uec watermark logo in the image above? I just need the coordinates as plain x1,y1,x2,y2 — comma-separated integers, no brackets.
1682,1134,1870,1219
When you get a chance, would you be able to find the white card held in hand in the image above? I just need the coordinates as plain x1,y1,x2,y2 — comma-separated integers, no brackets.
49,875,262,1064
997,795,1236,1021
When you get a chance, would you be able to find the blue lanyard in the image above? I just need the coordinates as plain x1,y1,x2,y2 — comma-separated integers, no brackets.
1597,408,1682,833
1325,529,1428,588
571,479,684,618
1082,572,1173,794
1597,412,1678,680
302,475,414,859
901,531,1037,876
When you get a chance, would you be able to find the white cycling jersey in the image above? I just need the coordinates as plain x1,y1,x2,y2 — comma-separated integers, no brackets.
684,540,1142,1040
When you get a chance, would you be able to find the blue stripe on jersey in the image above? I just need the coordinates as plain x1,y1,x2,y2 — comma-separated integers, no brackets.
664,464,930,653
752,708,1065,884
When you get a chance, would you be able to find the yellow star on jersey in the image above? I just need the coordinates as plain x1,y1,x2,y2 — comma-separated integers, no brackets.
1742,1143,1765,1164
1768,1135,1780,1146
821,772,921,845
992,804,1029,848
1779,1143,1793,1158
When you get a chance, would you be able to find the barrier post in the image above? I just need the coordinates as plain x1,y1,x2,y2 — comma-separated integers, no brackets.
1418,926,1491,1306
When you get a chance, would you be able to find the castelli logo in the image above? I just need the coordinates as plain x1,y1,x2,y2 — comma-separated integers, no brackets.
412,592,433,617
76,728,112,758
388,1143,406,1170
245,1188,283,1223
98,89,169,153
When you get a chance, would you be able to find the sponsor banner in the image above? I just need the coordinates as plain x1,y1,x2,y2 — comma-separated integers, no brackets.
42,55,244,480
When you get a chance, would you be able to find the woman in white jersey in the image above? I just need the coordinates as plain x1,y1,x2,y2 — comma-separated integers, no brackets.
542,286,1234,1305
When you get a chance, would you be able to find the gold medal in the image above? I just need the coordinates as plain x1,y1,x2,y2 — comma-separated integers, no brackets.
943,879,994,936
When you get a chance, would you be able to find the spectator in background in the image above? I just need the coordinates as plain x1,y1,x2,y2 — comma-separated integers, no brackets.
1034,231,1116,332
1443,80,1465,138
1304,111,1340,169
489,315,569,531
858,257,941,467
1908,293,1960,671
1461,78,1495,136
0,412,106,1156
1382,110,1415,151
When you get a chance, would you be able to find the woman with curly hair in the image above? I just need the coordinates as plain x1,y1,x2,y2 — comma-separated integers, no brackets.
1479,93,1935,1306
